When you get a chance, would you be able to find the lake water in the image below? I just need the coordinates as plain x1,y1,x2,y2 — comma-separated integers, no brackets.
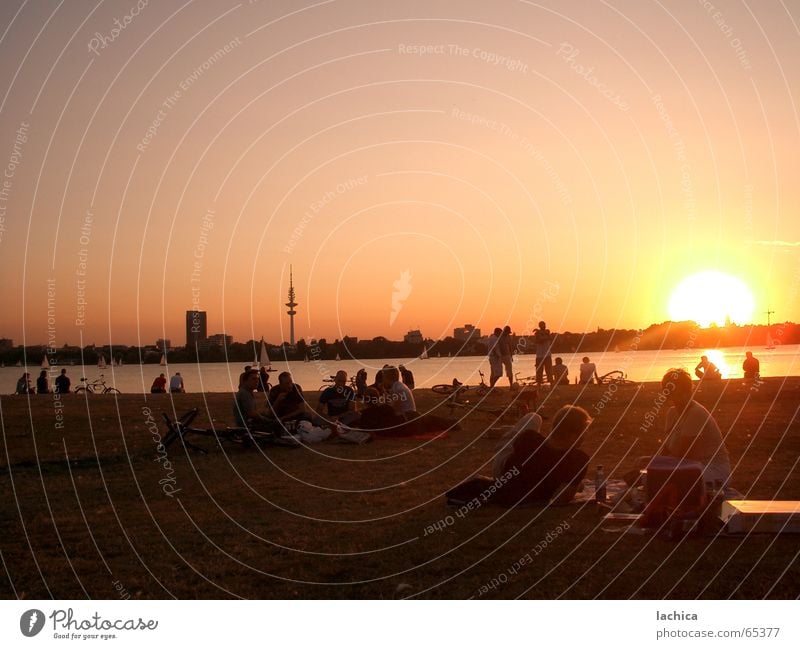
4,344,799,394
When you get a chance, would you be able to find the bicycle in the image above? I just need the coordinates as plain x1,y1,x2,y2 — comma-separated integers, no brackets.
319,375,358,391
514,372,538,388
431,370,489,396
75,375,121,394
596,370,638,386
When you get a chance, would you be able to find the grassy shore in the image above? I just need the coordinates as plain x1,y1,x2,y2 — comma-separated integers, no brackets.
1,378,798,599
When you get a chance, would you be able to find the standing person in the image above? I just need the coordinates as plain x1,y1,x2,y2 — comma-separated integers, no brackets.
498,326,514,389
54,368,71,394
742,351,760,380
150,373,167,394
534,321,554,385
694,355,721,380
579,357,599,385
36,370,50,394
169,372,185,393
486,327,503,387
15,373,32,394
399,364,415,390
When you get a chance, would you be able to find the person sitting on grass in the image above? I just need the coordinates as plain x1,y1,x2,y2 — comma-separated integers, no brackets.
625,368,732,487
150,373,167,394
55,368,71,394
742,351,760,380
579,357,599,385
694,355,721,380
15,373,32,394
492,405,592,506
36,370,50,394
552,357,569,385
234,370,277,431
267,371,310,422
317,370,359,426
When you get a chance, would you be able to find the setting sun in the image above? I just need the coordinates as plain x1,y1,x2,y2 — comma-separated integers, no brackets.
668,271,755,327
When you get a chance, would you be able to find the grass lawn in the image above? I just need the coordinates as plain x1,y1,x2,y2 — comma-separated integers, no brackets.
1,377,798,598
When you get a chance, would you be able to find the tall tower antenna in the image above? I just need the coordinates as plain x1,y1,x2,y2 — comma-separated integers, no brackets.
286,266,298,346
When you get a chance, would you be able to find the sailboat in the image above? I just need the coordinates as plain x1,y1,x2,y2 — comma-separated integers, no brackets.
15,359,21,367
159,353,167,366
420,346,429,360
41,355,50,369
304,354,310,362
98,353,107,369
258,338,271,370
334,352,341,362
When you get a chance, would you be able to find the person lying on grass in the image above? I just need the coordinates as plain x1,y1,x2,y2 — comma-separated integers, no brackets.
492,405,592,506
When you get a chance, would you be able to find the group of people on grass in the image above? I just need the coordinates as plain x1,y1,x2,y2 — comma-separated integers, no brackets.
488,367,733,507
150,372,185,393
15,368,71,394
232,364,448,439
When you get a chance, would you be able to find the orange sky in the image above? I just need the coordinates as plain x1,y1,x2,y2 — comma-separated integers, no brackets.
0,0,798,347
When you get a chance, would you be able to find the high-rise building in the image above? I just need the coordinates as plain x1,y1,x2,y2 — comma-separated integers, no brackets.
454,324,481,342
185,310,207,348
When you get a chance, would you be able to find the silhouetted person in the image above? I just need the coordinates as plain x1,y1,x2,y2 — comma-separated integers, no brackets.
151,373,167,393
257,366,270,392
169,372,185,393
487,327,503,387
552,357,569,385
579,357,599,385
534,321,554,385
15,373,32,394
36,370,49,394
55,368,71,394
498,325,514,389
695,355,721,380
742,351,760,380
399,364,415,389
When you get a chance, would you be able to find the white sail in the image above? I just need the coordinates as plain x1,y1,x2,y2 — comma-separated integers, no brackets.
304,354,310,362
335,352,341,361
41,355,50,369
420,346,429,360
160,353,167,366
259,338,270,369
98,354,107,369
15,360,21,367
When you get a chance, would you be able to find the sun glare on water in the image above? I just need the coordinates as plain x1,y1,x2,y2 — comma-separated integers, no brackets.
668,271,755,327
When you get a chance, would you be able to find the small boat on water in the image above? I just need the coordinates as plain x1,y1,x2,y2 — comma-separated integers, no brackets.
160,353,167,366
41,356,50,369
420,346,429,360
334,352,341,361
258,338,272,370
98,354,107,369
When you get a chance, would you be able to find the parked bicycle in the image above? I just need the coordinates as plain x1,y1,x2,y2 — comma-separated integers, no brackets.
431,370,489,396
75,375,120,394
596,370,638,386
318,374,358,391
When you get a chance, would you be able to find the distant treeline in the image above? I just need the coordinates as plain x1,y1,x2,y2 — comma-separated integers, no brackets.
3,321,797,366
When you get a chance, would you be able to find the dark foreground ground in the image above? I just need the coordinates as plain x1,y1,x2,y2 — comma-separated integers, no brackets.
1,377,799,599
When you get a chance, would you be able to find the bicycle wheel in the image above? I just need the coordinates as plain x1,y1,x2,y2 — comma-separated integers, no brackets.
598,371,624,384
431,384,456,395
103,388,121,394
75,386,91,394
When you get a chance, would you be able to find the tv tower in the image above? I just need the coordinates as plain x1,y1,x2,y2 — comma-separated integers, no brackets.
286,265,298,346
